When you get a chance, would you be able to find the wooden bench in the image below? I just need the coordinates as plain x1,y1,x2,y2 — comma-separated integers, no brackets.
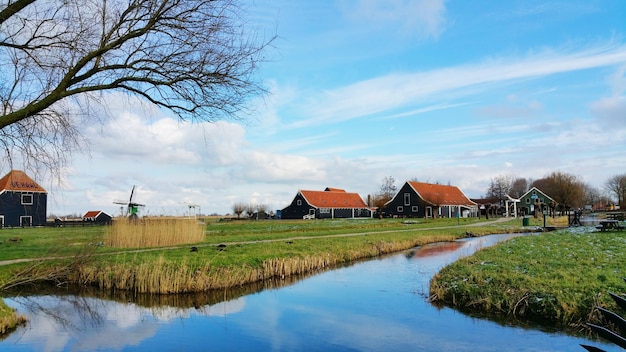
596,220,625,231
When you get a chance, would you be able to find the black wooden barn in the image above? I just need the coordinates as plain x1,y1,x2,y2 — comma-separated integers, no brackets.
0,170,48,227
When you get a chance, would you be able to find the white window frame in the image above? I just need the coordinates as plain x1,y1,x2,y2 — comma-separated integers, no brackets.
20,216,32,227
404,193,410,206
0,215,4,228
21,193,33,205
412,205,418,212
397,206,403,212
320,208,330,214
297,199,302,206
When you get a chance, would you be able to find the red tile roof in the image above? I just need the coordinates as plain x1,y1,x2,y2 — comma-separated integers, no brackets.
300,189,368,208
84,211,102,218
0,170,46,193
407,181,475,207
324,187,346,192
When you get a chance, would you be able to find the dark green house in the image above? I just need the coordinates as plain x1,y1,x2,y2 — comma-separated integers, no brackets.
518,187,554,217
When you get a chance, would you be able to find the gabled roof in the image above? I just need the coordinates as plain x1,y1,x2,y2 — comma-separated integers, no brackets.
407,181,476,207
300,189,368,209
0,170,46,193
518,187,554,202
83,211,110,218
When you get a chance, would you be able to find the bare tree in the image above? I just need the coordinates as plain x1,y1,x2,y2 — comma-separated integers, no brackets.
232,202,245,219
379,176,397,201
605,173,626,207
533,171,585,212
1,0,274,176
509,177,529,198
485,174,513,200
244,203,256,218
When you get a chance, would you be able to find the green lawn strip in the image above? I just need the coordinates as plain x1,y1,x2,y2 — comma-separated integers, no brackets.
430,230,626,330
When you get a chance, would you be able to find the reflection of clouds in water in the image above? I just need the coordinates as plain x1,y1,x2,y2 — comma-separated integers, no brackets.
3,296,246,351
203,297,246,317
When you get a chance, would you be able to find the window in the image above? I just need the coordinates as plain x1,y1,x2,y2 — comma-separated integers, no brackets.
20,216,32,227
320,208,330,214
21,194,33,205
404,193,410,206
525,198,530,204
297,199,302,206
397,206,403,212
412,206,418,212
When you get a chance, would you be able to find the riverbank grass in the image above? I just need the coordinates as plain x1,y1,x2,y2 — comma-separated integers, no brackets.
0,299,26,335
430,229,626,329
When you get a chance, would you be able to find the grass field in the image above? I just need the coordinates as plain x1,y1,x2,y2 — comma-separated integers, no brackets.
0,215,575,334
430,227,626,330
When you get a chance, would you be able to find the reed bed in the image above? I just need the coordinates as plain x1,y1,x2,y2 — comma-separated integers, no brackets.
105,217,205,248
72,233,459,294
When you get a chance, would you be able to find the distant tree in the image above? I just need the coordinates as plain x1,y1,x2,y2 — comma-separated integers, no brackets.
244,203,256,217
232,202,246,219
1,0,274,176
379,176,397,200
485,174,513,200
533,171,585,212
582,183,602,209
605,173,626,207
509,177,529,198
369,176,397,218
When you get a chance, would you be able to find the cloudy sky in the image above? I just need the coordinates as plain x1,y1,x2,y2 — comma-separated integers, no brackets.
40,0,626,217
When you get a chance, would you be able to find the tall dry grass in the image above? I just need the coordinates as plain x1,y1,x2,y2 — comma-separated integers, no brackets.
74,235,457,294
105,217,205,248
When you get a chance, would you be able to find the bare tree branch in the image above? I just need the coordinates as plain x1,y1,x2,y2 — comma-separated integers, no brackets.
1,0,274,173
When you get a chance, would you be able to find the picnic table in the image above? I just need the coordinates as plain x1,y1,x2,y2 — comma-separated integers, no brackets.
596,220,625,232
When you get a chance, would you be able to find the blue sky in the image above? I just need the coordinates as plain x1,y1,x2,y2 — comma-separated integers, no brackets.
43,0,626,216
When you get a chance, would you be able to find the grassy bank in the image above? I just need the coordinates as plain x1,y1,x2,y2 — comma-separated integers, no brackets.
0,216,546,333
430,228,626,331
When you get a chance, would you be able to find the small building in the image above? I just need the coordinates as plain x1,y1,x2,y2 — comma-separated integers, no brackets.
383,181,477,218
281,187,372,219
0,170,48,227
83,210,113,225
515,187,555,217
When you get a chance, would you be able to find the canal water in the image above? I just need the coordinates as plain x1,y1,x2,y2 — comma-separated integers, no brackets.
0,233,615,351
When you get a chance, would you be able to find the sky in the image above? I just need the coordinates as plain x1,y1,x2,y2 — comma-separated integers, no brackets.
33,0,626,217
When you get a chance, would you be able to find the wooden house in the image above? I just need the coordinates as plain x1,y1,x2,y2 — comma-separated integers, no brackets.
281,187,372,219
83,210,113,225
383,181,477,218
516,187,554,217
0,170,47,227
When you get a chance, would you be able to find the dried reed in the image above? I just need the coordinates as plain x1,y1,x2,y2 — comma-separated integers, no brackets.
73,234,457,294
105,217,205,248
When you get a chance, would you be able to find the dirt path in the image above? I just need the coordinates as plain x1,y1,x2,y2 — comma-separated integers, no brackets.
0,217,514,267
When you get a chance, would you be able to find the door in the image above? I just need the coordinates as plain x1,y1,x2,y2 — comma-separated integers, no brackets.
20,216,32,227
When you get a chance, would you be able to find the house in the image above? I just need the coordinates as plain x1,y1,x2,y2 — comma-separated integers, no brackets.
83,211,113,225
383,181,477,218
0,170,47,227
515,187,555,217
281,187,372,219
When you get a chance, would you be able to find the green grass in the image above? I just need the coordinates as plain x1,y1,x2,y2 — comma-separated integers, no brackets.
0,216,528,333
430,228,626,330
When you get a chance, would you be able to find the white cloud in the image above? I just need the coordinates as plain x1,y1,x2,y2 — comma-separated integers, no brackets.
285,43,626,129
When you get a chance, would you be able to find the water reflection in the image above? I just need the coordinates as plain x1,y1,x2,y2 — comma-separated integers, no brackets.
1,233,616,351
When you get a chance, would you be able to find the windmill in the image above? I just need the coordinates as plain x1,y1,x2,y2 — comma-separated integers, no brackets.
114,185,145,219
